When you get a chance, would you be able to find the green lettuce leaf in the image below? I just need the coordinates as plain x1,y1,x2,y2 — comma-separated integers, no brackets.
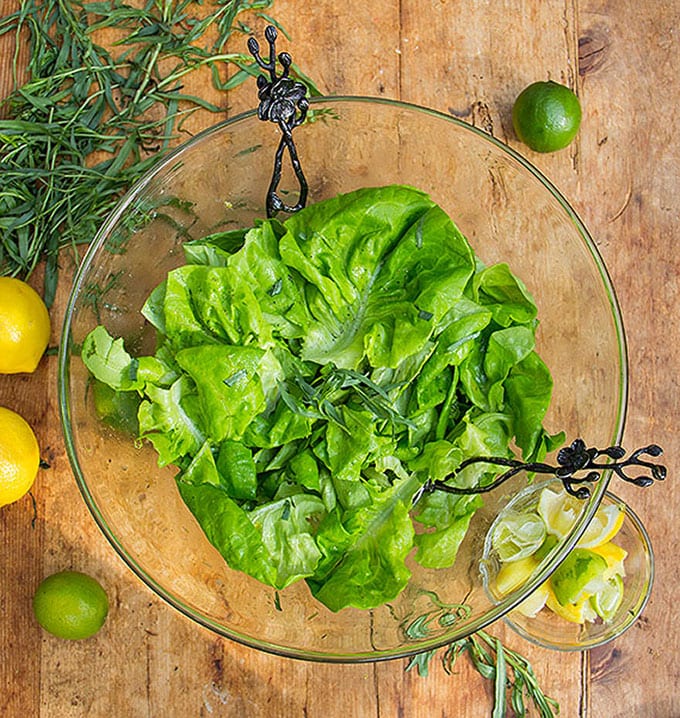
308,475,418,611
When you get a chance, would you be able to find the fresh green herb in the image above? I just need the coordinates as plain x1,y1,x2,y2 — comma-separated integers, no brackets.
82,185,563,612
492,637,507,718
406,630,560,717
0,0,318,305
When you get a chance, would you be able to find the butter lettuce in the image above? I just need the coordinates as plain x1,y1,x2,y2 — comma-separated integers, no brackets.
82,185,563,612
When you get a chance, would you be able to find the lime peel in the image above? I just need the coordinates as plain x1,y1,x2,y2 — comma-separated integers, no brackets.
33,570,109,640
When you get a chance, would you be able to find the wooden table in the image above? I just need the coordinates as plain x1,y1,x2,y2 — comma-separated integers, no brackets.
2,1,678,715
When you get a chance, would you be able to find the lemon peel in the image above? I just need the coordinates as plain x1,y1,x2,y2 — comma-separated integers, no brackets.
0,406,40,507
495,555,539,596
546,584,597,624
0,277,51,374
538,487,625,549
591,541,627,578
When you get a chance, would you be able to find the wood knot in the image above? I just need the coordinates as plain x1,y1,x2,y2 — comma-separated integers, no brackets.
579,26,610,76
590,645,623,683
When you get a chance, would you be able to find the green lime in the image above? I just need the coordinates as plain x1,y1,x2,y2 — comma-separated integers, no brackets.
92,379,140,434
534,533,559,561
33,571,109,640
512,80,582,153
590,574,624,622
492,510,546,562
550,548,607,606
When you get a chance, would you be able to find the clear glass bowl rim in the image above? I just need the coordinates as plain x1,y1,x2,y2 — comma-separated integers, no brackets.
57,95,629,662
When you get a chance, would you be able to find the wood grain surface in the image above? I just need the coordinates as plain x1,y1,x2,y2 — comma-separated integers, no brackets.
1,1,678,716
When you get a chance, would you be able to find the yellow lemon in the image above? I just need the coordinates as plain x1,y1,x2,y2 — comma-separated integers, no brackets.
546,584,597,624
515,583,550,618
538,487,625,548
0,406,41,507
538,487,580,538
590,541,627,578
0,277,51,374
495,555,539,596
577,504,626,549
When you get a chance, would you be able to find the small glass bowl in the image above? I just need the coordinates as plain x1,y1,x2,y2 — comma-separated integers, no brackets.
483,481,654,651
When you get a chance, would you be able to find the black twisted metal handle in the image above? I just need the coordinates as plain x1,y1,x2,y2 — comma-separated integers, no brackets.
422,439,666,501
247,26,309,217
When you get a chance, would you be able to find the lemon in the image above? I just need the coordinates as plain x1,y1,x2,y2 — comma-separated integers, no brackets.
495,555,539,595
550,547,608,606
515,583,550,618
0,406,41,507
591,541,627,578
546,584,597,624
495,556,550,617
33,570,109,640
0,277,51,374
512,80,582,153
492,510,546,562
590,574,624,622
578,504,626,549
538,487,625,549
538,487,580,538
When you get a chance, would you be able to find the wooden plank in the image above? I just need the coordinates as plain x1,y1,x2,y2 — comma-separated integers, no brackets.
0,4,44,715
576,2,680,715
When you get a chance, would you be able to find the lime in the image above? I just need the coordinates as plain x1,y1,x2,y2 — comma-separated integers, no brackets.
33,571,109,640
590,574,624,622
0,277,51,374
0,406,41,508
512,80,582,153
550,548,608,606
492,510,546,562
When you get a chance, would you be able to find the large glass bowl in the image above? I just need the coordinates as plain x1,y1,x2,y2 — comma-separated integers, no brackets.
58,97,627,662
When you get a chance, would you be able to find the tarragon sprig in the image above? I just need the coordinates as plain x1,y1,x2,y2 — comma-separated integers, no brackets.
406,630,560,717
0,0,319,305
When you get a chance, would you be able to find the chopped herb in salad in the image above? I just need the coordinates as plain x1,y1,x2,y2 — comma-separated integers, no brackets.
82,184,563,612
